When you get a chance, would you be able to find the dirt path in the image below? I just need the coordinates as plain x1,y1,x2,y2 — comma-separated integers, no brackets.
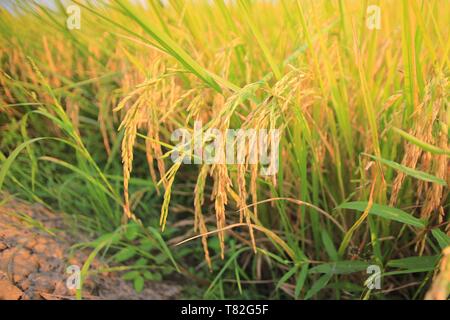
0,197,181,300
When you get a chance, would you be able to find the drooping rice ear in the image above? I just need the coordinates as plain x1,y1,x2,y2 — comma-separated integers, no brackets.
121,121,137,219
425,246,450,300
237,163,247,223
211,163,231,259
195,165,211,269
420,77,449,220
146,120,159,195
250,163,258,219
118,89,146,220
160,162,181,231
236,163,256,252
98,100,112,157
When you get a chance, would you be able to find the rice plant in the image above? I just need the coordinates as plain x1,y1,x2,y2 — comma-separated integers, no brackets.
0,0,448,299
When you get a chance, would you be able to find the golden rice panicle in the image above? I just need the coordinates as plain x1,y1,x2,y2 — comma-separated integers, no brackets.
194,165,208,232
160,162,181,231
198,211,212,270
98,96,113,157
42,36,60,88
145,121,159,193
66,98,80,136
117,82,150,219
250,163,258,218
425,246,450,300
116,55,173,219
145,103,167,192
390,76,448,211
119,99,142,219
237,163,247,223
419,76,449,220
194,165,212,269
236,157,257,253
211,163,231,259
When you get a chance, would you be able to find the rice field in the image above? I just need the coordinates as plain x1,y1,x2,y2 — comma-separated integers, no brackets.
0,0,449,300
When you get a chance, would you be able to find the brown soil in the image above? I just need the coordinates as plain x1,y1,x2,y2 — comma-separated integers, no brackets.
0,197,181,300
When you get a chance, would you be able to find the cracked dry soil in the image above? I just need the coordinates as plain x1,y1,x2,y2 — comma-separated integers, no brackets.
0,198,181,300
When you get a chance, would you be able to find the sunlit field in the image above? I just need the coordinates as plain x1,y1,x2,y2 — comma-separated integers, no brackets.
0,0,449,300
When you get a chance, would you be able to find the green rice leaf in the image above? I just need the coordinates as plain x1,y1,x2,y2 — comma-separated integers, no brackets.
431,229,450,250
295,263,309,298
304,273,332,300
309,260,370,275
134,275,145,293
114,247,136,262
363,153,447,186
392,127,450,156
387,255,439,272
321,230,338,261
337,201,426,228
276,265,297,290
